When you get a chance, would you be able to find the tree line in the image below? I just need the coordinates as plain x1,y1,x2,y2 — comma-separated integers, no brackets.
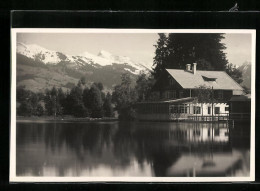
17,73,154,120
17,77,114,118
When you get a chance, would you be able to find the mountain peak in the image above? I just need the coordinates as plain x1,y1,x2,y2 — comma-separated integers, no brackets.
17,42,151,74
97,50,113,59
80,51,95,57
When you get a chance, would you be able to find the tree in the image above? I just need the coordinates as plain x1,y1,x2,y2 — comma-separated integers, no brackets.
16,86,45,116
57,88,66,115
79,76,87,86
66,86,88,117
242,85,250,94
225,63,243,84
17,101,33,116
93,82,104,91
103,92,113,117
112,73,138,120
35,104,44,116
30,92,39,115
135,72,155,101
194,85,213,116
44,87,64,117
194,85,212,103
17,86,31,103
153,33,228,80
44,89,54,116
88,84,103,118
152,33,169,80
82,87,90,109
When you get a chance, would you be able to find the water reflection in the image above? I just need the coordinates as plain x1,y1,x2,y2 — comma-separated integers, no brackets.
16,121,250,177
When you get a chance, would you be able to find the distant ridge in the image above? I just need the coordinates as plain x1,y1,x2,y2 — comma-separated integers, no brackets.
237,61,251,89
17,42,152,73
16,42,152,92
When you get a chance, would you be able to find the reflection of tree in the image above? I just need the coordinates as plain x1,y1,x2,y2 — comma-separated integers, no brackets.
16,121,249,177
112,122,182,176
43,122,117,160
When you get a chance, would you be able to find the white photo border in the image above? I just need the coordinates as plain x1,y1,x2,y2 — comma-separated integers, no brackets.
10,28,256,182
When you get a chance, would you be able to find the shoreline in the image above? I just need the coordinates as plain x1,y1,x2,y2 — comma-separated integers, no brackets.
16,116,119,123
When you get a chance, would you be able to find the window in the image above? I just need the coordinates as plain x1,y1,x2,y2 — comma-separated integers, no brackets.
193,106,201,114
170,105,187,114
218,91,223,99
170,105,178,113
208,107,211,114
180,105,188,113
202,76,217,81
225,107,229,111
215,107,220,114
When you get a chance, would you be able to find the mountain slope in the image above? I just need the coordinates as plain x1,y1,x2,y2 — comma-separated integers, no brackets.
16,43,152,92
237,61,251,89
17,42,151,73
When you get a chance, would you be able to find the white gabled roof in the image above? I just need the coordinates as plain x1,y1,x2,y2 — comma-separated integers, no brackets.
166,69,243,90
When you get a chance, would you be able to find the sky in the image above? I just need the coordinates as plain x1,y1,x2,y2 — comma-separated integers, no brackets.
17,32,252,67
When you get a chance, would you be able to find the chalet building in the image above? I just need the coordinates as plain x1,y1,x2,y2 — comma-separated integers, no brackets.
136,63,244,121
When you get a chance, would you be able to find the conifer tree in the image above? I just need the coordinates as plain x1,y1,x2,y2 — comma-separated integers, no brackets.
225,63,243,84
89,84,103,118
135,72,155,101
152,33,168,80
153,33,229,80
112,73,138,120
69,86,86,117
103,92,113,117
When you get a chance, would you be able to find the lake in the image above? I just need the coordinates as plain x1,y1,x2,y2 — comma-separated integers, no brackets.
16,121,250,177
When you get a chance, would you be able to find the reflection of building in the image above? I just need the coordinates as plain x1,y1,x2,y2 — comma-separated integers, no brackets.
136,63,244,121
166,123,229,144
186,126,229,143
166,151,244,177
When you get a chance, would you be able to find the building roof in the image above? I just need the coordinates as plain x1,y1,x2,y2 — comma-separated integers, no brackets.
166,69,243,90
136,97,196,105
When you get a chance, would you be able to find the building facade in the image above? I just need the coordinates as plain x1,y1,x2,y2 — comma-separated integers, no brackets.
136,63,244,121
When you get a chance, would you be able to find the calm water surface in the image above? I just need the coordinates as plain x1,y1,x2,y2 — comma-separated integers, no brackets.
16,121,250,177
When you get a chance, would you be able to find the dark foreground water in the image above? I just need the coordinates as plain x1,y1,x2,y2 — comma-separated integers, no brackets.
16,121,250,177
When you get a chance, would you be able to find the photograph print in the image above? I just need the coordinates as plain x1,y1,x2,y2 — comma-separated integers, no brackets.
10,29,255,182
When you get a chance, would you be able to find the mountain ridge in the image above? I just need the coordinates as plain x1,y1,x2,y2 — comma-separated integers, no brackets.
16,42,152,92
17,42,152,72
237,61,251,89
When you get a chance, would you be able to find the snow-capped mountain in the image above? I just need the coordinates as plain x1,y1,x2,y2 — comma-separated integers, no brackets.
16,42,152,92
17,42,64,64
17,42,151,74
